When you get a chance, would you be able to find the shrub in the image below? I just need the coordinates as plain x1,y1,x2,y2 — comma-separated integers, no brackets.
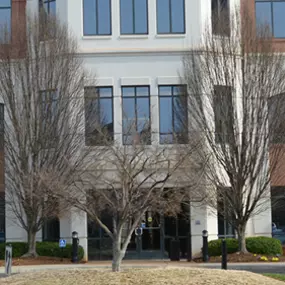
0,242,84,260
208,236,283,256
208,238,239,257
0,242,28,259
246,236,282,256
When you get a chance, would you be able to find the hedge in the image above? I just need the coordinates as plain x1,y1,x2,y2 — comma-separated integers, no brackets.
0,242,84,260
208,238,239,257
208,236,282,256
246,237,282,256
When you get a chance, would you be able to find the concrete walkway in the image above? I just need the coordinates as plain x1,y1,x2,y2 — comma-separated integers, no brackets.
1,260,285,276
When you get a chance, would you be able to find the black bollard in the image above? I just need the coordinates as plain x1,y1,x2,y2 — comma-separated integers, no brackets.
202,230,209,262
72,231,79,263
221,239,227,270
187,232,192,262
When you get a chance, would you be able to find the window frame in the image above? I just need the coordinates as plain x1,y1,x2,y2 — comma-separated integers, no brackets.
255,0,285,39
120,0,149,35
158,85,188,145
121,85,151,145
156,0,186,35
84,86,114,146
83,0,112,36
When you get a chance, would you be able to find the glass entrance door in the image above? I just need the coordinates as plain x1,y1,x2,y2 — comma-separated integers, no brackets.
141,212,161,250
164,203,190,259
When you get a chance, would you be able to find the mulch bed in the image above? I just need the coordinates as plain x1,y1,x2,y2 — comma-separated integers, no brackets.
0,256,86,266
193,252,285,263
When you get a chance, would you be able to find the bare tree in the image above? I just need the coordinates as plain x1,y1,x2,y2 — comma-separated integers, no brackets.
62,105,201,271
182,6,285,253
0,14,89,257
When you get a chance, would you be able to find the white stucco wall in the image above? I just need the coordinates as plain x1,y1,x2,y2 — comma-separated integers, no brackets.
6,0,272,259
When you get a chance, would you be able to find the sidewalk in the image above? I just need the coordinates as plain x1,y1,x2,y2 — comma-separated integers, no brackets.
1,260,285,275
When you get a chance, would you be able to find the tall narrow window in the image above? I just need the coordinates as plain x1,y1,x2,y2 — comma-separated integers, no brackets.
0,0,11,41
213,85,233,143
212,0,230,36
40,90,58,147
0,192,4,242
85,87,114,146
0,104,3,150
83,0,111,36
122,86,150,145
39,0,56,39
255,1,285,38
268,93,285,144
159,85,188,144
120,0,148,35
157,0,185,34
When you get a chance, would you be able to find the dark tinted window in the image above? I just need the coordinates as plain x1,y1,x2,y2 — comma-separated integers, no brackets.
159,85,188,144
213,85,233,144
122,86,150,145
212,0,230,36
85,87,113,145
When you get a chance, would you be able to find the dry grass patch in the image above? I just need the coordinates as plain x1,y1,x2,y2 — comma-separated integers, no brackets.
1,268,284,285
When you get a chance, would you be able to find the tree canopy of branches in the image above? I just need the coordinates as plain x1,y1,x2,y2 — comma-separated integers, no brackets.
0,15,88,256
182,6,285,252
63,110,201,271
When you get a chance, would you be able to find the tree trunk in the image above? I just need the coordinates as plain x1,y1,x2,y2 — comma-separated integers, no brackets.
237,224,247,254
22,230,38,258
112,241,125,272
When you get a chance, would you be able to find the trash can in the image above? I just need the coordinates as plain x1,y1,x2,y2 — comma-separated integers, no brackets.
170,239,180,261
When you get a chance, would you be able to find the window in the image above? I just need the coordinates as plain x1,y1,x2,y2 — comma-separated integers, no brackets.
39,0,56,16
268,93,285,143
159,85,188,144
84,87,113,146
0,192,4,242
40,90,58,146
0,0,11,41
120,0,148,35
83,0,111,36
212,0,230,36
0,104,3,150
255,1,285,38
156,0,185,34
213,85,233,144
39,0,56,39
122,86,150,145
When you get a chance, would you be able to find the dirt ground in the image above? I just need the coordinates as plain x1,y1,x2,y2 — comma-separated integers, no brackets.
193,252,285,263
1,268,284,285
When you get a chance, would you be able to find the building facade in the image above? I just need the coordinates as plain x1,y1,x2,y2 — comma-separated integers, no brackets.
2,0,275,260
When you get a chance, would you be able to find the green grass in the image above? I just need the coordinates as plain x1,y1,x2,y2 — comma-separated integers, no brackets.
263,273,285,281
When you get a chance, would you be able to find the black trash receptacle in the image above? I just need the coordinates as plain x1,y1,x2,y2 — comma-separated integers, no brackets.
170,239,180,261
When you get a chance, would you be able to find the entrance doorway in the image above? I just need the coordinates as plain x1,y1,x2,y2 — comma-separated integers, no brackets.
87,205,191,260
